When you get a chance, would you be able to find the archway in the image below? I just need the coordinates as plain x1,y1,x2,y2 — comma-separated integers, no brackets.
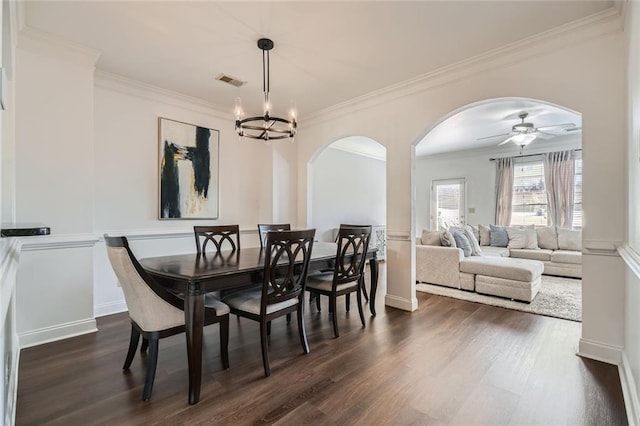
307,135,387,245
412,97,582,316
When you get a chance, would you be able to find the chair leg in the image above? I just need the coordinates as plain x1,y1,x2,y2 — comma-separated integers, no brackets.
260,320,271,377
220,316,230,370
142,339,159,401
361,278,369,302
346,294,350,312
297,305,310,354
286,313,292,324
356,287,366,327
267,321,272,336
330,296,340,338
141,338,149,353
315,292,321,312
123,325,140,370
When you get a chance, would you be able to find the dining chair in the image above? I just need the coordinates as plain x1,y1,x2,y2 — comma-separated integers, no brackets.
222,229,315,377
306,225,372,337
194,224,240,255
104,235,230,401
257,223,291,249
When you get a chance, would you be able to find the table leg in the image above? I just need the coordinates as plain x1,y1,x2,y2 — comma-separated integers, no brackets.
369,258,379,316
185,286,205,405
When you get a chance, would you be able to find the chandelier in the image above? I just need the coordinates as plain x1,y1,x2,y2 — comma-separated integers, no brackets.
235,38,297,142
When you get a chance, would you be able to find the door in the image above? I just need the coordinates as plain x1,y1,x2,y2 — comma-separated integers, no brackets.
430,178,466,230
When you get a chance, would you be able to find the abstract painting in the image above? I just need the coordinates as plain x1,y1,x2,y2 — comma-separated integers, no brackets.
158,118,219,219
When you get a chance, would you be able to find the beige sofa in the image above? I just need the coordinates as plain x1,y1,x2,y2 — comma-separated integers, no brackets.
415,225,581,302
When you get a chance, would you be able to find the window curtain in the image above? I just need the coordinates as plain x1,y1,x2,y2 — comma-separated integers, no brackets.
544,150,575,228
494,157,514,226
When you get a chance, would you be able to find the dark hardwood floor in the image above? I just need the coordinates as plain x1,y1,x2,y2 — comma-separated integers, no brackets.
16,266,627,425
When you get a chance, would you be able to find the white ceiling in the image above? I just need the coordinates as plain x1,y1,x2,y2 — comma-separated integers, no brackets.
24,1,612,120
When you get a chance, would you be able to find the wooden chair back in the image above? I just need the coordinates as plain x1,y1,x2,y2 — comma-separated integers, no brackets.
194,225,240,255
333,225,372,288
257,223,291,249
261,229,315,312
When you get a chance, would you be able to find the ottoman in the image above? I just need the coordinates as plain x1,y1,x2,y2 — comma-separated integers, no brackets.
459,256,544,302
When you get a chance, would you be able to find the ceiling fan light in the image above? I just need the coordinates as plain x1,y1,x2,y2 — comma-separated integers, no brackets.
512,133,536,146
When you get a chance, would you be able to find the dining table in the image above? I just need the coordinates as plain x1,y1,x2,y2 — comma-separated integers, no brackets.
139,241,379,404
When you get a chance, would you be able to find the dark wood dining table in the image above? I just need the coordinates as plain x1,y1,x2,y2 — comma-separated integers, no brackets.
139,242,379,404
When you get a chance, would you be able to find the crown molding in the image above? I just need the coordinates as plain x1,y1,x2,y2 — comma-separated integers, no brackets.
95,70,233,121
17,26,101,68
302,7,624,128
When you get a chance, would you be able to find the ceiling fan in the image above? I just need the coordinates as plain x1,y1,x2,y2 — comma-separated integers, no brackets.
477,112,580,148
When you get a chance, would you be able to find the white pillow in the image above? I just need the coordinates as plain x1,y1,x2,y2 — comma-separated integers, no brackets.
536,226,558,250
462,227,482,256
478,225,491,246
506,227,539,249
557,228,581,251
440,230,457,247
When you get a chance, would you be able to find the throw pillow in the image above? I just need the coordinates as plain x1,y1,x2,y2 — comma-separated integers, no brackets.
469,225,480,242
421,229,442,246
451,231,472,257
462,225,482,256
440,230,457,248
478,224,491,246
557,228,581,251
489,225,509,247
506,227,539,249
536,226,558,250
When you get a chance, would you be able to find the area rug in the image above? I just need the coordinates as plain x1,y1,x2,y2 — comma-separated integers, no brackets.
416,275,582,322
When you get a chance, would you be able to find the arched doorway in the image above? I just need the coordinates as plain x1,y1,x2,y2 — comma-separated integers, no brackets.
308,135,387,243
412,97,582,319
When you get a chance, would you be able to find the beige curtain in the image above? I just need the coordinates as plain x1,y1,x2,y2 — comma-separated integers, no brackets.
544,150,575,228
494,157,514,226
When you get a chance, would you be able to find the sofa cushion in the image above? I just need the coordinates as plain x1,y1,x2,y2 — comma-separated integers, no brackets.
421,229,442,246
509,248,553,261
460,256,544,282
479,246,510,257
536,226,558,250
550,250,582,264
479,225,491,246
452,231,472,257
506,227,538,249
489,225,509,247
557,228,581,251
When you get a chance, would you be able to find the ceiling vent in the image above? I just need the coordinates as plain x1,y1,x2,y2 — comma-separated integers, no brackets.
216,73,244,87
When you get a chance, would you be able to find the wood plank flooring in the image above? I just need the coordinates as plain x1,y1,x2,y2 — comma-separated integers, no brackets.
16,267,627,425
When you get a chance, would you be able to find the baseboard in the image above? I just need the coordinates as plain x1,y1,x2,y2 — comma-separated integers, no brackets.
19,318,97,349
94,300,127,318
385,294,418,311
577,338,623,365
620,352,640,426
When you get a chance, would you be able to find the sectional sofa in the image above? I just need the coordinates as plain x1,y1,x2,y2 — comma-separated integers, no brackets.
415,225,582,302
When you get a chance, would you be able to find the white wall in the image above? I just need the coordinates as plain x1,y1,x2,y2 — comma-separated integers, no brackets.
415,136,581,233
310,146,386,242
11,28,294,346
622,1,640,423
297,13,627,361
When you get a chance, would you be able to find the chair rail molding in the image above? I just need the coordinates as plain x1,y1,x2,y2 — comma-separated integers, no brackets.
582,239,622,257
19,234,99,251
619,243,640,279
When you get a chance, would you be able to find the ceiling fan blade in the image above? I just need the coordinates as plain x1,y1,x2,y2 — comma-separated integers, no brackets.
565,127,582,132
536,123,576,131
535,131,557,138
477,132,511,141
498,136,515,146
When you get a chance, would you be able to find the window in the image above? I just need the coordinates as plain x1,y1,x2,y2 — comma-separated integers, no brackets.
509,153,582,228
572,154,583,229
431,178,465,230
511,160,548,226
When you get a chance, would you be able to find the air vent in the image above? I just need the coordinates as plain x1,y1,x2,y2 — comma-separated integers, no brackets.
216,74,244,87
